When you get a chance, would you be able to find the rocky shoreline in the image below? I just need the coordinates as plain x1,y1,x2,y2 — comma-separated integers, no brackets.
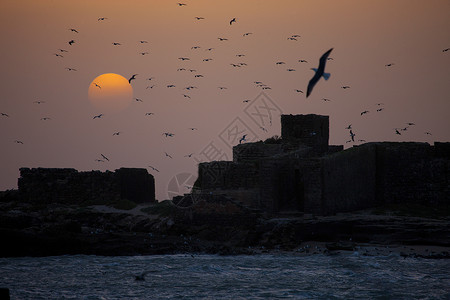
1,198,449,259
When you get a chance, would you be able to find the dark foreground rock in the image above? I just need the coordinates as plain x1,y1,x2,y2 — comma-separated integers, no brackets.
1,199,449,258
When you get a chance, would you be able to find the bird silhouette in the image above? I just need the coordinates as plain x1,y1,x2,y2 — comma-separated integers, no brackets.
163,132,174,137
135,98,143,102
58,49,68,53
65,67,77,71
140,40,148,43
177,3,187,6
395,129,401,135
295,89,304,93
145,112,154,116
14,140,24,144
112,42,121,46
93,114,103,119
195,17,205,20
230,18,236,25
239,134,247,144
298,59,308,63
184,153,194,157
165,152,173,159
40,117,51,121
243,32,252,36
140,52,149,55
287,37,297,41
178,57,190,61
34,100,45,104
345,124,352,129
203,58,213,61
148,166,160,172
276,61,285,65
1,113,9,117
350,130,355,142
69,28,79,33
218,37,228,41
443,48,450,52
385,63,395,67
98,17,108,21
341,85,351,89
101,154,109,161
93,83,101,89
128,74,137,83
53,53,64,58
361,110,369,115
306,48,333,98
113,132,121,136
68,40,75,45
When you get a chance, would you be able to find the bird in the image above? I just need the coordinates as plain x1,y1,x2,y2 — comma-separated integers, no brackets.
205,48,214,51
167,84,176,88
291,34,301,38
68,40,75,45
148,166,160,172
163,132,174,137
295,89,304,93
140,40,148,43
195,17,205,20
230,64,241,67
112,42,121,46
40,117,51,121
218,87,227,90
243,99,250,103
341,85,351,89
194,74,204,78
177,68,186,71
406,122,415,126
164,152,173,159
113,132,121,136
145,112,154,116
276,61,285,65
287,37,297,41
298,59,308,63
101,154,109,161
218,37,228,41
395,129,402,135
349,130,355,142
191,46,201,49
306,48,333,98
93,114,103,119
184,153,194,157
321,98,331,101
14,140,24,144
178,57,190,61
58,49,68,53
98,17,108,21
188,128,197,131
236,54,245,57
135,98,143,102
128,74,137,83
95,159,104,162
361,110,369,115
425,132,432,135
139,52,149,55
34,100,45,104
243,32,252,36
230,18,236,25
69,28,79,33
53,53,64,58
443,48,450,52
385,63,395,67
93,82,101,89
376,108,384,112
1,113,9,117
183,94,191,99
345,124,352,129
203,58,213,62
287,68,296,72
239,134,247,144
65,67,77,71
177,3,187,6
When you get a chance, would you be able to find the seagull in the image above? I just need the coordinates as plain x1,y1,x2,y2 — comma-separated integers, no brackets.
1,113,10,117
395,129,402,135
177,68,186,71
321,98,331,102
203,58,213,61
68,40,75,45
218,37,228,41
243,32,252,36
140,52,149,55
406,122,415,126
287,37,297,41
65,67,77,71
101,154,109,161
295,89,304,93
188,128,197,130
128,74,137,83
53,53,64,58
140,40,148,43
145,112,154,116
69,28,79,33
205,48,214,51
361,110,369,115
98,17,108,21
95,159,104,162
425,132,432,135
183,94,191,99
148,166,160,172
298,59,308,63
178,57,190,61
167,84,176,88
385,63,395,67
306,48,333,98
34,100,45,104
291,34,301,38
191,46,200,49
218,87,227,90
276,61,285,65
236,54,245,57
194,74,204,78
376,108,384,112
184,153,194,157
341,85,351,89
177,3,187,6
58,49,68,53
287,68,296,72
243,99,250,103
350,130,355,142
112,42,121,46
239,134,247,144
93,82,101,89
443,48,450,52
230,18,236,25
93,114,103,119
345,124,352,129
146,85,155,89
163,132,174,137
135,98,143,102
113,132,121,136
195,17,205,20
40,117,51,121
14,140,24,144
164,152,173,159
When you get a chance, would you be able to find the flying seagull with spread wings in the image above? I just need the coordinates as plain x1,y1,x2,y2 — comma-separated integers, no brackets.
306,48,333,98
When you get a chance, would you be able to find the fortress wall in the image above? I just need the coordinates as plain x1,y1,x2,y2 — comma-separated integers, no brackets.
233,143,283,163
18,167,155,204
298,159,323,214
321,144,377,215
198,161,259,190
375,142,448,205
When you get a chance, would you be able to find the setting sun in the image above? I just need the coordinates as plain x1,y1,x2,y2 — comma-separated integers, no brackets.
88,73,133,113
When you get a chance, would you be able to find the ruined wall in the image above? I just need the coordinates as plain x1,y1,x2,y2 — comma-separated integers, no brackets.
375,142,449,205
18,167,155,204
281,114,329,154
233,143,283,163
321,144,377,215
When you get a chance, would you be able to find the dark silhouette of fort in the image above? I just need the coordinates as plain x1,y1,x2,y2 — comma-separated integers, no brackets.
195,114,449,215
15,114,449,215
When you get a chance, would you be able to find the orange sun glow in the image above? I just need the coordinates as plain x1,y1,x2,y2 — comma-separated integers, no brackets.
88,73,133,113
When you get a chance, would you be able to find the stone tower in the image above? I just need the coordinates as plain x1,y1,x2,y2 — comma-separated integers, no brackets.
281,114,329,153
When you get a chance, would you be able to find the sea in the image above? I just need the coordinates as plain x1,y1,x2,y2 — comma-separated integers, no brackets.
1,252,449,299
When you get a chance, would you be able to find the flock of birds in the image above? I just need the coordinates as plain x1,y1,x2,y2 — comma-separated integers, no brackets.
2,2,448,181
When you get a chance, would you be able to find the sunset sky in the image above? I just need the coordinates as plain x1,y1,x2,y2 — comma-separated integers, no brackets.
1,0,449,200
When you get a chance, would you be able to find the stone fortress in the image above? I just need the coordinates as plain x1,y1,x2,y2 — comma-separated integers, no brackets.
194,114,449,215
14,114,449,215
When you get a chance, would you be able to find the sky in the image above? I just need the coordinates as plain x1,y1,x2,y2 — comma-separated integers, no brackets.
1,0,449,201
